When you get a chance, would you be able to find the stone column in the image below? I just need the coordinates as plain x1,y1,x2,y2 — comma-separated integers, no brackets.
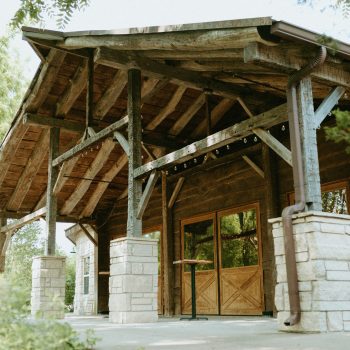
31,256,66,319
109,237,158,323
271,212,350,332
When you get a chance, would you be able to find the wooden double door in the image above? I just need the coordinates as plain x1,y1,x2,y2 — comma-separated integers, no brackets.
181,204,264,315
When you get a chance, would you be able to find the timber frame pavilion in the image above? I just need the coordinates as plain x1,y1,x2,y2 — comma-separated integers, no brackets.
0,17,350,330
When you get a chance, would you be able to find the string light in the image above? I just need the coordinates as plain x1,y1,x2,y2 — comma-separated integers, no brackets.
194,158,197,164
226,145,230,150
174,166,177,171
254,136,258,142
215,149,220,155
184,163,187,169
281,125,286,131
243,138,247,144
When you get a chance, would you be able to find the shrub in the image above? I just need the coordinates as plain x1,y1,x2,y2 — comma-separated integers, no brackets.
0,277,98,350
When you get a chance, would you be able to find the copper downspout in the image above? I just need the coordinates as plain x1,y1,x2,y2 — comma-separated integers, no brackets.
283,46,327,326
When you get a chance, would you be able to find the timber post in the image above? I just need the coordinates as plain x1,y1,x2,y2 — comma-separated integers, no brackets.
262,144,279,315
45,127,60,255
297,77,322,211
0,215,7,272
127,69,143,237
161,172,175,316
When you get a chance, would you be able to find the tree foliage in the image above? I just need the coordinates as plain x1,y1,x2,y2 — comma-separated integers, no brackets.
11,0,90,30
0,37,28,142
5,222,44,296
325,109,350,154
0,278,98,350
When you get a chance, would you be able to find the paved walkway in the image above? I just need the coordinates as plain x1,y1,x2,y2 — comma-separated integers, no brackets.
67,315,350,350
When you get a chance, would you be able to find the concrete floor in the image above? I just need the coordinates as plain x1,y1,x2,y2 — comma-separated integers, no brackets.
67,315,350,350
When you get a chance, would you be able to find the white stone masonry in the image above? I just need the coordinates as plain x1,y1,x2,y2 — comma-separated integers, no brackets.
31,256,66,319
270,211,350,332
109,237,158,323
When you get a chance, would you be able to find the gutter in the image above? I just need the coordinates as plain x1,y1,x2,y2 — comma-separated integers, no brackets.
282,46,327,326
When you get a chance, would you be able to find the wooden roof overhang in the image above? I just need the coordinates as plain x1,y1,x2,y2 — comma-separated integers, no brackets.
0,16,350,224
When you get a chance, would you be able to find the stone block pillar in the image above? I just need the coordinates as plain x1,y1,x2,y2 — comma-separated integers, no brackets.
270,212,350,332
31,256,66,319
109,237,158,323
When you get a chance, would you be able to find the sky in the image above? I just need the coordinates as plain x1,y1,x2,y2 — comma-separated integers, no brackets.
1,0,349,253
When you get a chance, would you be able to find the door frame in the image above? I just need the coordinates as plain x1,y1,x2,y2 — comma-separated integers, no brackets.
180,202,264,315
180,212,218,314
217,202,264,314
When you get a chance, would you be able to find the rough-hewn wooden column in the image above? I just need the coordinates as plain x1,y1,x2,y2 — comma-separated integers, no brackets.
46,127,60,255
297,77,322,211
262,144,279,314
161,172,174,316
0,215,7,272
127,69,142,237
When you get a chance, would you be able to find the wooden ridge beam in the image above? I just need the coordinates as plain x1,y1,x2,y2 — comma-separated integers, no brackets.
56,60,88,116
168,177,185,209
61,27,274,50
170,94,206,135
136,170,160,219
0,207,46,233
53,115,128,167
80,154,128,217
6,130,50,211
315,86,346,127
60,138,116,215
94,69,127,120
134,103,287,178
242,155,265,178
146,86,187,130
95,48,267,100
191,98,236,138
78,223,98,246
23,113,85,133
244,42,350,88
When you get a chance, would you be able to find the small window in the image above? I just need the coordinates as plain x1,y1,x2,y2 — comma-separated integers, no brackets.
83,257,90,295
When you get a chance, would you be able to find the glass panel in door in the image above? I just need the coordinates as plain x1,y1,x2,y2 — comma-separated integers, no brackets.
182,215,219,315
218,205,263,315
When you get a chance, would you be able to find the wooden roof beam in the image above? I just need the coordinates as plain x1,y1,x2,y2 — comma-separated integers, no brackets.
95,48,261,100
134,103,287,178
0,49,66,190
0,207,46,234
53,115,128,167
170,94,206,136
146,86,187,131
94,69,127,120
80,154,128,218
244,42,350,88
6,130,50,211
60,138,116,215
56,60,88,117
60,27,274,50
23,113,85,133
191,98,236,138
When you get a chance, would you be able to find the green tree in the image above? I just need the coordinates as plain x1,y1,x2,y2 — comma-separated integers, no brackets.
65,255,76,309
5,222,44,297
11,0,90,30
325,109,350,154
0,36,28,142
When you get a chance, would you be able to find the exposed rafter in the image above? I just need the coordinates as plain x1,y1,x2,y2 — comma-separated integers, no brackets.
6,130,50,211
56,60,88,116
94,69,127,120
60,138,116,215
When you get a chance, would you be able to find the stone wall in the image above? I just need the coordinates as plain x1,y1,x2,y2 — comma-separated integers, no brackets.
109,237,158,323
271,211,350,332
73,227,97,315
31,256,66,319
